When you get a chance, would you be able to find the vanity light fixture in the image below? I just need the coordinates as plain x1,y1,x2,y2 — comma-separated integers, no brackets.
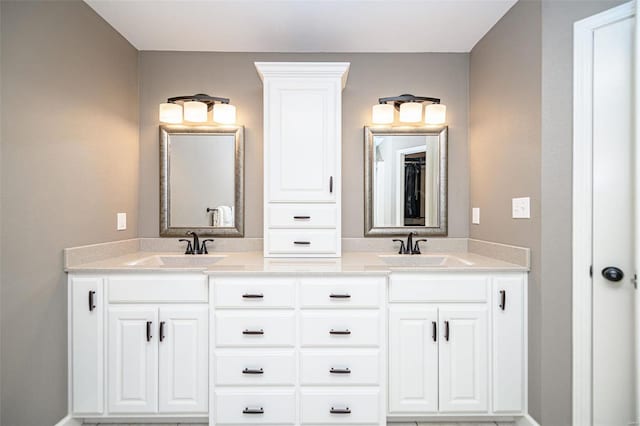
159,93,236,124
371,94,447,125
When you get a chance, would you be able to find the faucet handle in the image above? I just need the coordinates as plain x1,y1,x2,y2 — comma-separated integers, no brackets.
392,239,407,255
413,239,428,255
201,239,215,255
179,239,194,255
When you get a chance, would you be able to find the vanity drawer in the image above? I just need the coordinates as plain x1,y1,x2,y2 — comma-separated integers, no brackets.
300,311,380,347
300,389,380,424
300,349,380,386
300,277,383,308
267,229,338,255
268,203,337,228
215,311,295,347
107,274,207,303
389,274,490,303
215,350,296,386
214,278,295,308
214,390,296,424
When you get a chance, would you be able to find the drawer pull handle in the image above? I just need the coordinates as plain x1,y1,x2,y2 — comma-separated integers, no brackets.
243,329,264,335
293,215,311,220
330,367,351,374
159,321,166,342
242,293,264,299
294,241,311,245
330,406,351,414
242,368,264,375
499,289,507,310
88,290,96,312
432,321,437,342
243,406,264,414
329,329,351,335
329,293,351,299
444,320,450,341
146,321,152,342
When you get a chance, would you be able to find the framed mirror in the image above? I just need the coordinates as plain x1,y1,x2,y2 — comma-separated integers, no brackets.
364,126,447,236
160,125,244,237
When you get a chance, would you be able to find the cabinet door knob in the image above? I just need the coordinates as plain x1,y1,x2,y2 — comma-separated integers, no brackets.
146,321,152,342
499,290,506,310
88,290,96,312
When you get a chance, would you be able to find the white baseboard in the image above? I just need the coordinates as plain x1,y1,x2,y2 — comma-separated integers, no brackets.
517,414,541,426
53,415,82,426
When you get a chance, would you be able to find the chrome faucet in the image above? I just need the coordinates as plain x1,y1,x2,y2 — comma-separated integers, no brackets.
393,232,428,255
179,231,214,255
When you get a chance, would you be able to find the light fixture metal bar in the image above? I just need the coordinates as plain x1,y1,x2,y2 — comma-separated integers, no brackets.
378,93,441,110
167,93,230,110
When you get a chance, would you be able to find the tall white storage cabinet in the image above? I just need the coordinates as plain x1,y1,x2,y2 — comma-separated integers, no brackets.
255,62,350,257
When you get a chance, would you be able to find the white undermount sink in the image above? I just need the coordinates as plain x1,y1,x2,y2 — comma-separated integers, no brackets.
126,254,226,268
378,254,474,267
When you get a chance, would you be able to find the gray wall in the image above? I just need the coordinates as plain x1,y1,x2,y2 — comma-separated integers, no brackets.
540,1,625,425
469,1,542,420
138,52,470,238
0,2,139,425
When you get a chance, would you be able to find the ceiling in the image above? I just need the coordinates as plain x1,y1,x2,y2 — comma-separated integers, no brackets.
85,0,516,53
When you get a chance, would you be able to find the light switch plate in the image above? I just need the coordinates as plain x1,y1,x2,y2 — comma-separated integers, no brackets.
472,207,480,224
512,197,530,219
117,212,127,230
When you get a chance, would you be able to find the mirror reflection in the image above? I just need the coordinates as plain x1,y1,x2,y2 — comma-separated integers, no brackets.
365,126,447,237
160,125,244,237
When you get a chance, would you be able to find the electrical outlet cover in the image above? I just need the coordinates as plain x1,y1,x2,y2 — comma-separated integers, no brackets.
117,212,127,230
472,207,480,224
512,197,530,219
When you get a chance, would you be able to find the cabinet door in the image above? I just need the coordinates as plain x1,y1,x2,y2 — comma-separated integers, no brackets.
70,276,104,414
158,306,208,413
492,274,525,413
439,305,488,413
108,306,158,414
266,78,338,202
388,305,438,413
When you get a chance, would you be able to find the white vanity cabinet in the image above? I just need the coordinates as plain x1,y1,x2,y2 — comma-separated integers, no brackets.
68,273,209,420
388,272,527,419
255,62,350,257
210,274,387,425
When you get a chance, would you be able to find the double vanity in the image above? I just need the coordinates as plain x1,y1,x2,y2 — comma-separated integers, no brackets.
66,241,529,425
66,62,529,425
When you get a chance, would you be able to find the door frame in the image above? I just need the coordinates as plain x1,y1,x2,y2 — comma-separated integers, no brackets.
572,2,636,425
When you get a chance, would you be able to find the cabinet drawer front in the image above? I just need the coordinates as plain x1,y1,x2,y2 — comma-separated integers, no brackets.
108,275,207,303
267,229,337,254
214,390,296,424
268,204,337,228
300,350,380,385
300,277,383,308
215,311,295,347
389,274,489,303
214,278,295,308
301,390,380,424
300,311,380,347
215,350,296,386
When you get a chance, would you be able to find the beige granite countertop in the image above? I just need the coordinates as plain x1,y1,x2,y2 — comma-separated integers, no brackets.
65,250,529,275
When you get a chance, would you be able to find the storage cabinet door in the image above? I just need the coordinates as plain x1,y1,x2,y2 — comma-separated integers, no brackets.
388,305,438,413
158,306,208,413
108,306,158,414
492,274,525,413
439,305,488,413
71,276,104,414
266,78,338,202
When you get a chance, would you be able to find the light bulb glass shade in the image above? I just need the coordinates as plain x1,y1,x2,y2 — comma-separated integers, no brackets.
399,102,423,123
213,103,236,124
371,103,394,124
159,102,183,124
425,103,447,124
183,101,208,122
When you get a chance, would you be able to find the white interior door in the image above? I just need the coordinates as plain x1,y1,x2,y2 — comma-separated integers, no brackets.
158,306,208,413
108,306,158,414
438,305,488,413
592,9,636,425
388,305,438,413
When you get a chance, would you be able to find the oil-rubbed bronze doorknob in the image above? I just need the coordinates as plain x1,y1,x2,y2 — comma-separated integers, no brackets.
602,266,624,282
